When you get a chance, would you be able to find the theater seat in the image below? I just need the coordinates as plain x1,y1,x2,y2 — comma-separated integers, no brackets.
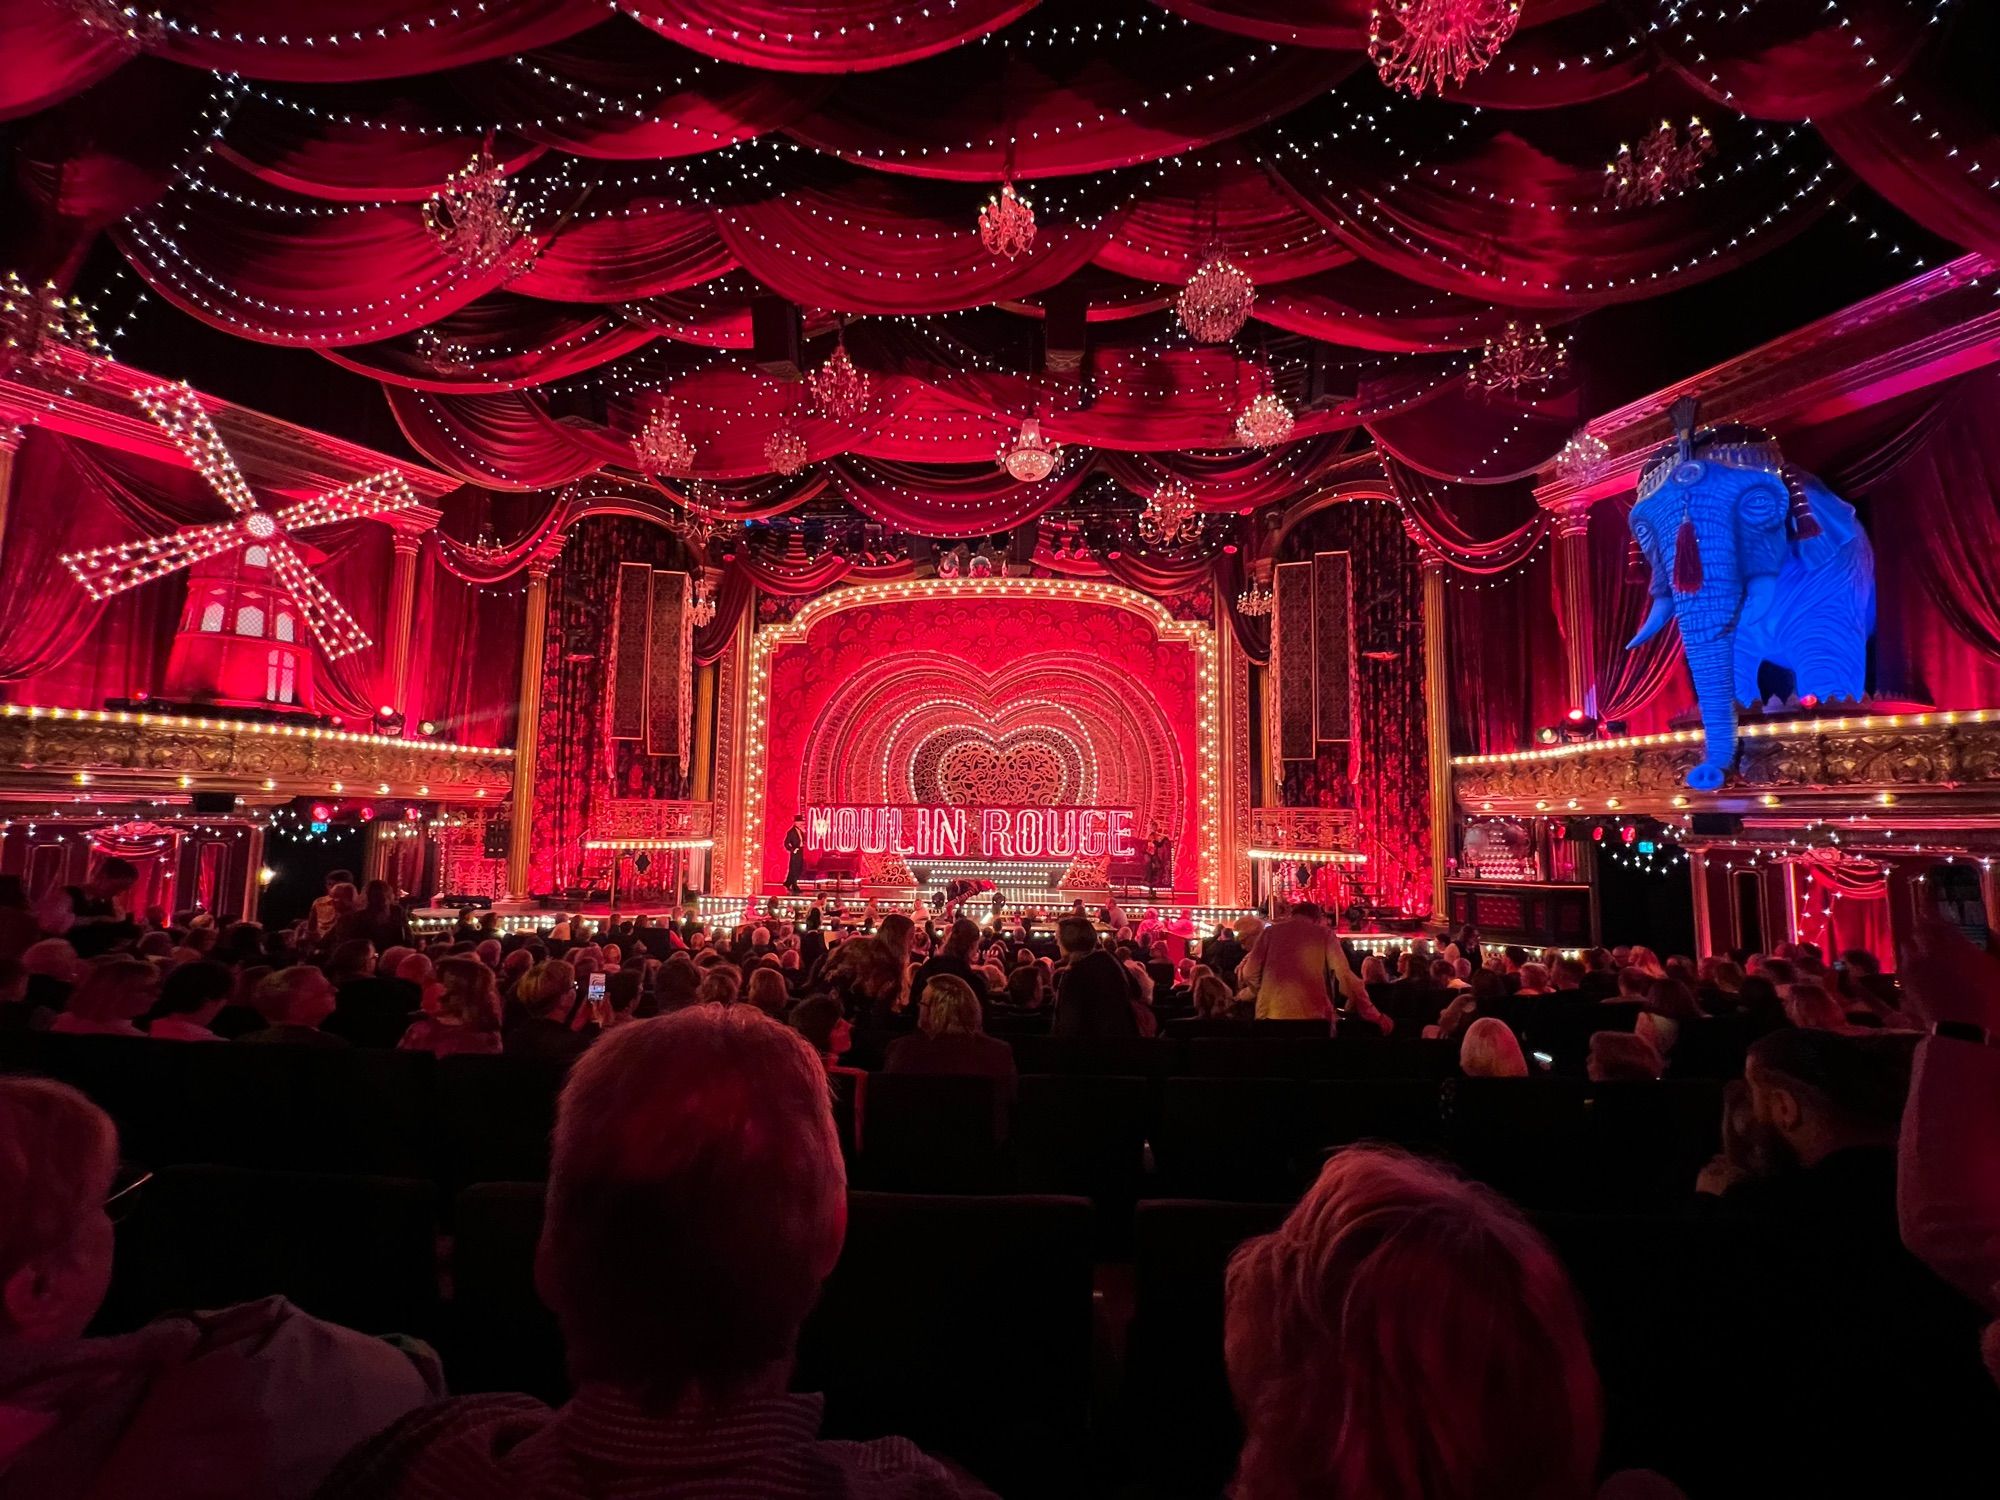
1152,1078,1307,1200
798,1192,1095,1498
117,1165,439,1338
1009,1034,1181,1077
1582,1080,1723,1209
435,1054,569,1187
1012,1073,1149,1245
450,1181,566,1401
854,1073,1008,1192
1122,1199,1291,1497
1442,1078,1590,1208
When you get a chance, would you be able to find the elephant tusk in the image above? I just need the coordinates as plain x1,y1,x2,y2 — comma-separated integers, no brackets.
1627,595,1673,649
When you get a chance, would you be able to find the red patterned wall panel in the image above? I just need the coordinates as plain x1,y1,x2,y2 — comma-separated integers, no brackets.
1274,560,1315,761
609,563,652,741
1313,550,1354,744
647,569,692,764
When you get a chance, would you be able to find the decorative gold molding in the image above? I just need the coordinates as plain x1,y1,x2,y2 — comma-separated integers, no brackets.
1453,711,2000,819
1248,807,1359,850
0,705,511,802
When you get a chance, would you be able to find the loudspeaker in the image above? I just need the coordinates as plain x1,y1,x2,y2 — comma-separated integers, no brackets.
1690,812,1743,836
190,791,236,814
751,296,804,377
483,822,509,860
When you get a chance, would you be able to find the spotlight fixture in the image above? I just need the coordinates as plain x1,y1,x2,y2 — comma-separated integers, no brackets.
1535,725,1560,745
373,706,405,736
417,719,440,738
1561,709,1599,742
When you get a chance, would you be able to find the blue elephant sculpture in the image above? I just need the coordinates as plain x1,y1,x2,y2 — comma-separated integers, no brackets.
1626,399,1875,790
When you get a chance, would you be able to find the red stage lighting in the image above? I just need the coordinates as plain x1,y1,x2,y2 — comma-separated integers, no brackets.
359,805,376,820
1566,707,1587,721
310,803,333,821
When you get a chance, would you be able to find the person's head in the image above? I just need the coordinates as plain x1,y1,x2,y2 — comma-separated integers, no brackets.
501,947,535,984
1737,974,1782,1019
327,938,375,984
874,913,915,960
1551,957,1587,991
1751,955,1797,989
695,963,742,1008
1006,965,1044,1010
252,966,337,1029
745,967,790,1019
656,955,701,1012
918,974,983,1039
1233,915,1265,948
1700,956,1744,992
326,881,359,915
1188,976,1239,1023
87,858,138,901
1290,902,1325,927
376,944,413,978
1469,968,1505,1004
396,950,435,987
788,994,851,1062
1646,978,1703,1024
0,1079,122,1342
154,959,232,1022
359,878,393,915
1459,1017,1529,1079
605,969,643,1017
474,938,502,969
434,957,502,1032
21,940,79,986
1744,1029,1907,1170
1516,962,1551,995
1840,947,1882,978
64,958,159,1025
536,1007,845,1408
518,959,578,1020
1429,957,1457,986
942,917,981,960
322,869,354,895
1057,916,1098,958
1783,982,1846,1031
1616,967,1651,1000
1360,955,1387,985
1225,1147,1600,1500
1586,1030,1664,1083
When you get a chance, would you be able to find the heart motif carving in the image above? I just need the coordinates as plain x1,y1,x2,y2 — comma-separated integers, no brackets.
932,732,1068,807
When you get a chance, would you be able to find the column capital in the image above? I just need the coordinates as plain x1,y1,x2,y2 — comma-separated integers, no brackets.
390,530,424,558
1547,495,1595,539
0,424,24,454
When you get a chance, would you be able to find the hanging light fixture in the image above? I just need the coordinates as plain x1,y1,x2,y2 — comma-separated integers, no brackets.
1236,578,1274,617
1473,321,1566,392
1235,389,1295,449
689,578,718,628
997,417,1062,482
1139,477,1205,548
1605,119,1714,207
763,424,809,476
978,180,1038,261
1556,429,1611,485
808,330,870,420
1368,0,1522,98
632,404,696,476
1177,252,1255,343
413,326,475,377
422,139,534,272
1,271,103,376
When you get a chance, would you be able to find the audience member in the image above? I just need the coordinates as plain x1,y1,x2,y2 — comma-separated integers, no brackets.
1459,1016,1530,1078
1587,1030,1663,1083
396,958,503,1056
505,960,593,1064
238,967,344,1047
1053,916,1139,1039
48,958,158,1037
884,976,1018,1106
145,959,233,1041
1236,903,1387,1031
321,939,420,1049
745,966,791,1019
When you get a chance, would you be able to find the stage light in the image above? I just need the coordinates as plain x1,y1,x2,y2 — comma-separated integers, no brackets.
1535,725,1560,745
257,867,276,886
1561,711,1599,742
1602,718,1628,737
418,719,439,737
311,803,333,822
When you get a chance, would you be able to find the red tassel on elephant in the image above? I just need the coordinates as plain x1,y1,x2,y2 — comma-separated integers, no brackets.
1673,517,1703,594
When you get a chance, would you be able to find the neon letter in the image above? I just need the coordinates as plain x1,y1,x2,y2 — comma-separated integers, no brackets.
934,807,966,858
979,808,1014,857
1078,809,1107,857
1108,809,1135,859
806,806,833,851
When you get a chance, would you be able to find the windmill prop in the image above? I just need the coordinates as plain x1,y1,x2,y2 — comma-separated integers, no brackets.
61,382,418,661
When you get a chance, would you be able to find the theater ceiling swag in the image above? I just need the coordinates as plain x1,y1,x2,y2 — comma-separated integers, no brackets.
0,0,1986,522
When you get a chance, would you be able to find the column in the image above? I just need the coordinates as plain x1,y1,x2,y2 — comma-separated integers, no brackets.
0,425,23,579
1549,498,1597,716
1688,849,1713,958
1421,555,1453,925
241,826,266,923
1215,588,1243,908
383,531,425,716
506,556,555,900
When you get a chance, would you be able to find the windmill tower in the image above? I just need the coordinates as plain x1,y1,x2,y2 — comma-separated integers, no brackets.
62,382,419,714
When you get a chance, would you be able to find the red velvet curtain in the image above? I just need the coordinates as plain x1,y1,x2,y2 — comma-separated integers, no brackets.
1585,497,1687,731
406,554,527,746
1793,854,1894,971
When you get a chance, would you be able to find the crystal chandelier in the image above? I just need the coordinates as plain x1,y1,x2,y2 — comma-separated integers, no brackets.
1368,0,1522,97
997,417,1062,483
808,339,870,420
60,0,162,47
764,424,809,476
1235,390,1295,449
414,326,475,377
689,580,718,628
1236,579,1274,617
978,180,1038,261
1,272,103,377
1605,118,1715,207
1139,477,1205,548
632,404,696,476
422,140,533,272
1555,429,1610,485
1473,321,1566,392
1177,253,1255,344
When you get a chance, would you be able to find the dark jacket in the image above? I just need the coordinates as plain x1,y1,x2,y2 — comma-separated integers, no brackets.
323,977,421,1049
1053,951,1139,1039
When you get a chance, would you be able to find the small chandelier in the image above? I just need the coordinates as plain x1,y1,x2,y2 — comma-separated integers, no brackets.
1556,429,1610,486
1605,118,1715,207
1236,579,1274,617
997,417,1062,482
1139,477,1205,549
1177,253,1255,343
808,338,870,420
0,271,102,376
978,180,1037,261
632,404,696,476
1235,390,1295,449
1368,0,1523,97
689,580,718,628
59,0,162,47
423,140,534,272
764,424,809,476
1473,320,1566,392
414,326,475,377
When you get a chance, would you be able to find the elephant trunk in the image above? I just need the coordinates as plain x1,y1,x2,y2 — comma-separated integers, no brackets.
1680,632,1738,790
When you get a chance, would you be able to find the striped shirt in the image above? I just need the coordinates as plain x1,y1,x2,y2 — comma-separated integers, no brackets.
315,1387,996,1500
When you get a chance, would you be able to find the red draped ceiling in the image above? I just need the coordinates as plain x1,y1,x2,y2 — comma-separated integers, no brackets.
2,0,1988,516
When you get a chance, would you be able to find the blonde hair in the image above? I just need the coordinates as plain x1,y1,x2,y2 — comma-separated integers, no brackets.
0,1078,117,1283
745,967,789,1018
63,958,159,1023
919,974,983,1038
1459,1017,1529,1079
517,959,577,1018
1226,1148,1601,1500
435,957,501,1032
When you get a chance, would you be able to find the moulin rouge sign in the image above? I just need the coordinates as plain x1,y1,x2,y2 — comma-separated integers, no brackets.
804,804,1137,860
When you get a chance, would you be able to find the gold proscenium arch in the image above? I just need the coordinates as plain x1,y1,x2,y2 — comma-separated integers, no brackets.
736,575,1225,904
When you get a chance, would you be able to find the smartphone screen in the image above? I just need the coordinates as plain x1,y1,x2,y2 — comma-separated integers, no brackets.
586,972,607,1003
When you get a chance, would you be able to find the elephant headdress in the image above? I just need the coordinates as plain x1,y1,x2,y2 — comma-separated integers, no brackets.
1626,397,1875,790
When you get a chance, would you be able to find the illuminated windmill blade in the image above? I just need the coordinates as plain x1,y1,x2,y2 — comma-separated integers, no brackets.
265,538,374,659
59,522,249,601
273,470,420,532
136,381,258,515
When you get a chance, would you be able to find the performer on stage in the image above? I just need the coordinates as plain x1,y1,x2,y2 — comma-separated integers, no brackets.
1148,830,1174,894
782,814,806,895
